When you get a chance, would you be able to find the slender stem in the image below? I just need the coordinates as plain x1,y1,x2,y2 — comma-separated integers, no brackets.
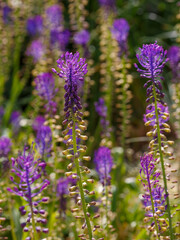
146,167,160,240
152,85,174,240
71,114,93,239
105,180,109,240
26,167,38,240
121,56,127,152
8,197,17,240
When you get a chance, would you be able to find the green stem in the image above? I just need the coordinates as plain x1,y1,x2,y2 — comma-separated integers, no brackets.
105,181,109,240
30,205,38,240
152,85,174,240
147,171,160,240
8,198,17,240
121,56,128,152
72,114,93,239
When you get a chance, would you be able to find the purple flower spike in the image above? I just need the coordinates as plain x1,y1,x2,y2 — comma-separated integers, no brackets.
168,46,180,82
52,52,88,120
0,137,12,158
46,5,62,27
56,177,69,212
2,5,12,24
7,146,50,234
27,16,43,36
111,18,129,55
32,116,46,132
98,0,116,9
36,126,52,157
135,42,168,103
34,73,58,114
10,111,21,134
26,40,44,62
50,29,70,51
94,147,113,186
95,98,107,118
95,98,111,136
74,30,90,46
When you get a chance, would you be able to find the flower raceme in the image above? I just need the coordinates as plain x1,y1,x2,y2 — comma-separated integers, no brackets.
136,42,179,239
7,146,50,238
52,52,100,239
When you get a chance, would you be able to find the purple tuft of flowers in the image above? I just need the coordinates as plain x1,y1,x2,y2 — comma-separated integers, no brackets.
26,40,44,62
74,30,90,46
7,146,50,234
168,46,180,82
135,42,168,103
46,4,62,28
52,52,88,120
36,125,52,157
111,18,129,55
26,15,43,36
34,72,58,114
94,146,113,186
0,137,12,158
32,116,46,132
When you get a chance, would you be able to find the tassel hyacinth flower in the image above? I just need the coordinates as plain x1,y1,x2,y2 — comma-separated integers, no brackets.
135,42,179,239
7,146,50,240
52,52,100,239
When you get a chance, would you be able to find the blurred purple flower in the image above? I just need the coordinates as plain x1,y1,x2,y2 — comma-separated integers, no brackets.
98,0,116,9
111,18,129,55
34,72,58,114
2,5,12,24
52,52,88,120
0,107,4,123
36,126,52,157
32,116,46,132
0,137,12,158
46,4,62,27
26,15,43,36
168,46,180,82
94,146,113,186
10,111,21,134
26,40,44,62
95,98,107,118
74,30,90,46
95,98,110,136
50,29,70,51
56,177,76,212
7,146,49,234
